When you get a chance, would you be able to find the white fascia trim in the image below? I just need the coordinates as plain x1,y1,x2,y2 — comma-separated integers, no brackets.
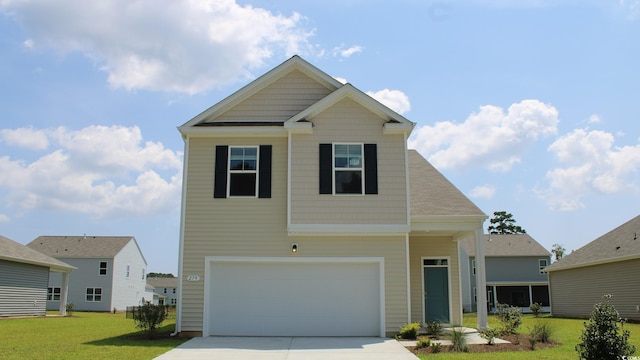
204,255,386,337
283,121,313,134
179,127,288,139
544,254,640,273
287,224,410,236
383,122,413,135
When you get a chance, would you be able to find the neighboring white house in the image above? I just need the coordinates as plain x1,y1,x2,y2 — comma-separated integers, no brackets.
146,277,178,306
0,235,75,317
460,234,551,313
27,235,147,312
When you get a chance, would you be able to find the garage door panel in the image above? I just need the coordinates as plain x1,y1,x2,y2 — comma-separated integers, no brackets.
208,259,382,336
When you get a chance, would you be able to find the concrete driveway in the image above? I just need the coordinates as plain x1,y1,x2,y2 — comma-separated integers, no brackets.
153,336,419,360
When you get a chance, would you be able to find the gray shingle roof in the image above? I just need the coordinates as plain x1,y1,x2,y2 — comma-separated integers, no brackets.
460,234,551,257
27,235,134,258
146,277,178,288
0,235,75,271
545,214,640,272
408,150,485,217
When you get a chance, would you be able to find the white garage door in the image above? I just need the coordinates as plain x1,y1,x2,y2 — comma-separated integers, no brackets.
206,258,383,336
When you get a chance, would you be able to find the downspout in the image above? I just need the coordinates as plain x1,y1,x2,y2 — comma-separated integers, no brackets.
171,134,189,337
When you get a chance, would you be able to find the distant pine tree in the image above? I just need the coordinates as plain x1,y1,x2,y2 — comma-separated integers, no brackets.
146,272,175,278
487,211,526,234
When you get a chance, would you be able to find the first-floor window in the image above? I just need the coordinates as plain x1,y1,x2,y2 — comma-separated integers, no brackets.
47,287,61,301
170,298,177,305
86,287,102,302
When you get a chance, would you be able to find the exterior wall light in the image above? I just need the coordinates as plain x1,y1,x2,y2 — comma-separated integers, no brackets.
291,243,298,253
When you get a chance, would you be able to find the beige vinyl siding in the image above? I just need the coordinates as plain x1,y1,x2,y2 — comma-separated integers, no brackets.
409,236,462,325
549,259,640,321
181,137,288,331
290,98,409,225
289,235,409,335
212,70,332,123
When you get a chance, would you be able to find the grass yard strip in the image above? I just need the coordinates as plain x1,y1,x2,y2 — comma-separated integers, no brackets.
0,311,187,360
417,313,640,360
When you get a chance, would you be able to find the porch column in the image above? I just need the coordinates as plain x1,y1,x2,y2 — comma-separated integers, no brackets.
59,271,70,316
475,229,488,328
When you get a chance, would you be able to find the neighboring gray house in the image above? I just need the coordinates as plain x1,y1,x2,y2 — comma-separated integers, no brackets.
146,277,178,306
461,234,551,313
545,215,640,321
27,235,147,312
0,235,75,317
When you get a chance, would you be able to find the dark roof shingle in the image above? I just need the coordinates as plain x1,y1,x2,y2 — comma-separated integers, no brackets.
0,235,75,271
27,235,134,258
545,215,640,271
461,234,551,257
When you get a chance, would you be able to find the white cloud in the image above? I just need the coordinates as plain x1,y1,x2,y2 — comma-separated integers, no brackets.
588,114,601,124
469,184,496,199
0,213,9,223
366,89,411,115
0,125,182,218
0,127,49,150
408,99,558,171
0,0,315,94
539,128,640,211
332,44,364,58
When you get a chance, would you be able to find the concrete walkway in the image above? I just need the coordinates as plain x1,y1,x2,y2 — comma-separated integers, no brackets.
154,336,419,360
398,327,510,347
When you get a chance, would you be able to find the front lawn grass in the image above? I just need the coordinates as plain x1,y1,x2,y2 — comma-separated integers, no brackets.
416,313,640,359
0,311,187,360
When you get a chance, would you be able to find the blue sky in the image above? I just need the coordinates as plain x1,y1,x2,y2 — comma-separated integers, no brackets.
1,0,639,274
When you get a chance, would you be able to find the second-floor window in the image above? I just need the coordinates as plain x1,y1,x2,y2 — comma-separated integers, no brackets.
319,143,378,195
99,261,108,276
214,145,272,199
126,265,130,278
539,259,548,274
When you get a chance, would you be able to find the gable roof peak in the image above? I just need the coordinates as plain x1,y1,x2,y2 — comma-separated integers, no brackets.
179,55,344,131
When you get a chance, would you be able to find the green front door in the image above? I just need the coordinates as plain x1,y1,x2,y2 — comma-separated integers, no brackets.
424,260,450,323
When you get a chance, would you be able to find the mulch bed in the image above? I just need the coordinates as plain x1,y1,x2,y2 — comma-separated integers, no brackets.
410,334,560,355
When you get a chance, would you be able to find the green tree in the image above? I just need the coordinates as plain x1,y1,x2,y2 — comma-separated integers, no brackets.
487,211,526,234
132,302,169,338
576,294,636,360
551,243,566,261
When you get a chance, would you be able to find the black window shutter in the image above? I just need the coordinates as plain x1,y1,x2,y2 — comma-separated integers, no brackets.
364,143,378,194
319,143,333,194
213,145,228,198
258,145,272,198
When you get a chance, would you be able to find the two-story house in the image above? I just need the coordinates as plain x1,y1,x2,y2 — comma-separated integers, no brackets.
146,277,178,306
27,235,147,312
176,56,488,337
460,234,551,313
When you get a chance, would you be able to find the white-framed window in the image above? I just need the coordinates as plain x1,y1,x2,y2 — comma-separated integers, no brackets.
47,287,61,301
99,261,108,276
164,288,167,294
172,288,176,294
141,269,145,280
170,298,177,305
228,146,259,197
473,287,477,304
471,259,476,275
86,287,102,302
126,265,130,278
539,259,548,274
333,143,364,195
